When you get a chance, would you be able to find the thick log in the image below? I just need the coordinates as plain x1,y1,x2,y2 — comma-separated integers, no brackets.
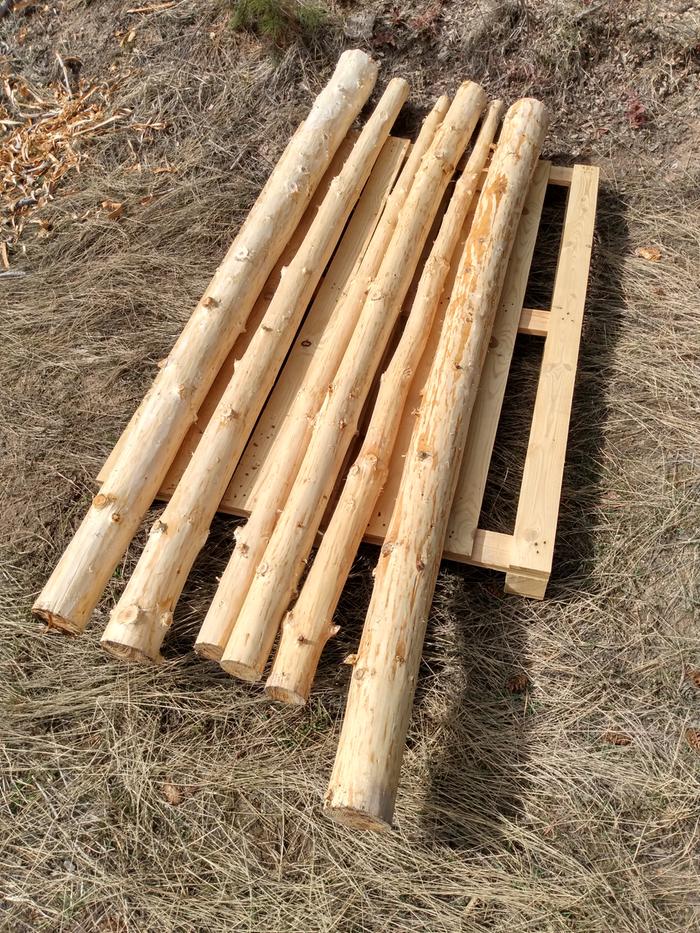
324,98,549,831
32,50,378,636
265,100,505,705
195,95,450,661
99,79,409,662
219,81,487,681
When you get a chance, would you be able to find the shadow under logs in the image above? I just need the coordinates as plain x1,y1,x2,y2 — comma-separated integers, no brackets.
417,179,628,849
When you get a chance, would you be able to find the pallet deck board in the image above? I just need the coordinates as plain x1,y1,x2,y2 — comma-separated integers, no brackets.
505,164,599,597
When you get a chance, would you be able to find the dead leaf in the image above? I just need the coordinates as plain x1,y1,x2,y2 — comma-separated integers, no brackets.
505,673,530,694
101,199,125,220
685,668,700,689
161,781,183,805
635,245,662,262
602,730,632,746
626,93,648,129
685,728,700,752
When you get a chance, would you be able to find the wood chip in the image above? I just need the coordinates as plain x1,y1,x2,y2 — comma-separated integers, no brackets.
635,245,662,262
161,781,183,805
505,672,530,694
602,730,632,746
0,242,9,270
101,199,125,220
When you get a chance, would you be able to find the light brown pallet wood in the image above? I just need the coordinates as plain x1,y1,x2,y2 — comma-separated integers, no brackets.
505,164,599,597
97,138,598,599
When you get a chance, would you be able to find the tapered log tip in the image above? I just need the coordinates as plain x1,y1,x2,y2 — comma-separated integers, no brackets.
32,605,82,635
264,681,307,707
323,803,393,832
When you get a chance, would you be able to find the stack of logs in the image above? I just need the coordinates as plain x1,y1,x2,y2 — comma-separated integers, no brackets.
33,50,549,831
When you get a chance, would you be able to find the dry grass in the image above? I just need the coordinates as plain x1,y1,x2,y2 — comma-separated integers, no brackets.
1,0,699,930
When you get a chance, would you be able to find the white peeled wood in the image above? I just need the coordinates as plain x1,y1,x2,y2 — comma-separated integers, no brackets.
265,100,505,705
195,94,450,661
219,81,487,682
99,79,408,662
32,50,378,636
325,98,550,831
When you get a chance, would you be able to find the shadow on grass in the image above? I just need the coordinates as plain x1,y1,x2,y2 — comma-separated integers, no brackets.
417,180,629,850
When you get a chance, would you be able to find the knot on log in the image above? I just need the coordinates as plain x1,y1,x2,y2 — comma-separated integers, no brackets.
234,246,252,262
219,407,239,424
92,492,116,511
202,296,220,309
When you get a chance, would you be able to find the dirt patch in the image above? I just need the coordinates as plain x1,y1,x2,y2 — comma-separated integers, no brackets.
1,1,699,931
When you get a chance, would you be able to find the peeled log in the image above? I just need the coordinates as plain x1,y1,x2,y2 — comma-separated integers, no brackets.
324,98,549,831
99,79,408,663
219,81,487,682
265,100,505,706
194,94,450,661
32,50,378,635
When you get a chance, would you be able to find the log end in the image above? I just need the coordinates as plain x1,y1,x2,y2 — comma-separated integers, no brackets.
32,605,83,635
264,680,308,707
219,657,263,682
101,638,161,664
323,803,392,832
193,640,224,663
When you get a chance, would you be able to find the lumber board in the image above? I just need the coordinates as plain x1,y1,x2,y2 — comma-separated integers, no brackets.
505,164,599,597
519,307,550,336
444,161,551,557
548,164,574,187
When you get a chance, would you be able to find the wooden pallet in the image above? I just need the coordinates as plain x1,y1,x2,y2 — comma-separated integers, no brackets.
99,141,598,600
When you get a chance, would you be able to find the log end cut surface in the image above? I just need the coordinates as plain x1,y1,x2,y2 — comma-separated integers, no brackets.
101,639,159,664
32,606,81,635
323,803,393,832
264,683,307,707
218,658,262,682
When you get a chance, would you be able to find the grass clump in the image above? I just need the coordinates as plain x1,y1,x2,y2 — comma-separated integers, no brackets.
230,0,329,45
